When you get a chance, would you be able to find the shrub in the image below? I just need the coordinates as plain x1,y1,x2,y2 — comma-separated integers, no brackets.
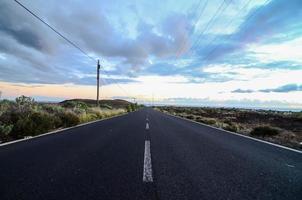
100,104,112,109
204,118,217,125
15,95,35,112
59,112,80,127
126,104,132,112
224,123,238,132
15,95,35,106
0,100,15,114
10,112,60,138
79,113,98,123
42,104,64,114
0,124,13,141
250,126,279,137
186,115,195,120
62,101,88,111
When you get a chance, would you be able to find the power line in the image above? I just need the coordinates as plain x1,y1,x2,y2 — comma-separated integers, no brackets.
199,0,252,58
14,0,96,62
176,0,209,57
100,67,134,99
14,0,135,101
190,0,232,52
202,0,271,64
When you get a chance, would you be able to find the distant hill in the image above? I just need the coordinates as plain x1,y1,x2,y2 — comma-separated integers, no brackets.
60,99,132,109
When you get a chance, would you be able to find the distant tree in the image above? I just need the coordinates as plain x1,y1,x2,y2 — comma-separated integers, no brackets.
126,104,132,112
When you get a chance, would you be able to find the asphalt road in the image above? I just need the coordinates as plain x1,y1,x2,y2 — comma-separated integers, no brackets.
0,108,301,200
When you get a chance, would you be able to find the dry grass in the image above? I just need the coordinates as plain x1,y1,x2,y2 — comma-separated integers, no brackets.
157,106,302,149
0,96,127,143
79,108,126,123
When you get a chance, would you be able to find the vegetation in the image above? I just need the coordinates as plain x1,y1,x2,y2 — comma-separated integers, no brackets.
0,96,132,143
250,126,279,137
157,106,302,149
126,103,143,112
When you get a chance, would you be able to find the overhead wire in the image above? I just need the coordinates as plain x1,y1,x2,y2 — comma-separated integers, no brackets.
14,0,135,101
199,0,253,58
14,0,96,62
188,0,232,54
201,0,271,64
176,0,209,57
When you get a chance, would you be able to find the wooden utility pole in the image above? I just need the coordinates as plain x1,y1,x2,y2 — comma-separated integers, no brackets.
97,59,100,107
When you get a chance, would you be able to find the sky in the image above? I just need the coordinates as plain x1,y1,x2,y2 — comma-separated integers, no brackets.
0,0,302,109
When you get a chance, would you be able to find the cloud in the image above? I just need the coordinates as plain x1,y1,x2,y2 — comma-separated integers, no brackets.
0,1,57,53
200,0,302,61
48,3,192,70
0,0,194,85
231,89,254,93
0,0,302,109
152,97,302,110
232,84,302,93
259,84,302,93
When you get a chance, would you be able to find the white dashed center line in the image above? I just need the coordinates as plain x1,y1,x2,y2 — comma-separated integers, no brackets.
146,122,149,130
143,140,153,182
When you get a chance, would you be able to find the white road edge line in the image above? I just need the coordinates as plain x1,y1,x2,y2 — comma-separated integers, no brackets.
146,122,149,130
143,140,153,182
0,112,129,147
162,112,302,154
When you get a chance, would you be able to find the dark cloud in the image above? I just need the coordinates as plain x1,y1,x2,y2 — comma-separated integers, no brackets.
0,0,193,86
0,2,42,51
259,84,301,93
0,1,57,53
232,84,302,93
231,89,254,93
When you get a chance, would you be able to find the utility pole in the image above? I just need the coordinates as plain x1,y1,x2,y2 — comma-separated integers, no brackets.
96,59,100,107
152,93,154,107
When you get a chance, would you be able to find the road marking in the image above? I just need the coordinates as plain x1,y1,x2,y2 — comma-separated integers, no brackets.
286,164,295,168
146,122,149,130
146,117,149,121
143,140,153,182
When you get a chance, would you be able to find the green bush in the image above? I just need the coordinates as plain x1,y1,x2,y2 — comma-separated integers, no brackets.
11,112,60,139
186,115,195,120
42,104,64,114
100,104,112,109
0,97,127,142
126,104,132,112
224,123,238,132
62,101,88,111
59,112,80,127
0,124,13,141
15,95,35,107
15,95,35,112
250,126,279,137
0,100,15,114
204,119,217,125
79,113,98,123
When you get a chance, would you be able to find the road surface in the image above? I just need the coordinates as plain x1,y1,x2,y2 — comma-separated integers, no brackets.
0,108,301,199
